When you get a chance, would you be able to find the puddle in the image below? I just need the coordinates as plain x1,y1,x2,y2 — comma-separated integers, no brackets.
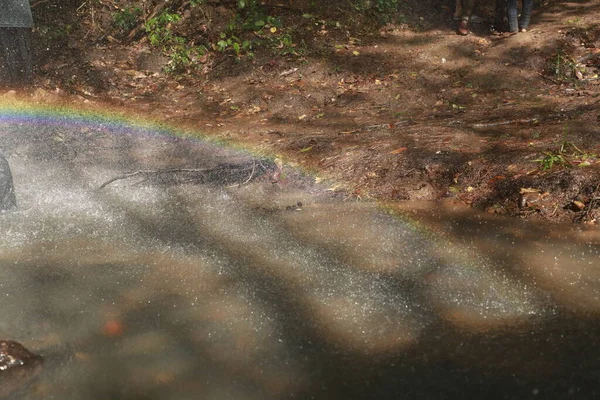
0,108,599,399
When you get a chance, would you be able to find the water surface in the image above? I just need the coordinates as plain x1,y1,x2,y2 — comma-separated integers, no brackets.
0,116,599,399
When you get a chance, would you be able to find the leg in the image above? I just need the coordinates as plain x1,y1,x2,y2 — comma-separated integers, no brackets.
494,0,507,31
0,28,33,88
454,0,463,19
507,0,519,32
462,0,478,20
519,0,534,30
457,0,477,35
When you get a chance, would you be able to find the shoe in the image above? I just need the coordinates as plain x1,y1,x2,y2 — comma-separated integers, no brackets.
457,20,469,35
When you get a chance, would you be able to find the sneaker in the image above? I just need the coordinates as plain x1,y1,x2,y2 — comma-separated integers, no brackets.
457,20,469,35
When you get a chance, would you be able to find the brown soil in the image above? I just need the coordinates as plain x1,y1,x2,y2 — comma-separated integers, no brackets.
19,0,600,223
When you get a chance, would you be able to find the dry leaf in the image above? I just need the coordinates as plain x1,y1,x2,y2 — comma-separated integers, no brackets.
389,147,407,154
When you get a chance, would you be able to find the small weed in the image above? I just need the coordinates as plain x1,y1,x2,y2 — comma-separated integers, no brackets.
113,7,142,36
37,23,72,41
145,10,205,73
535,151,570,170
534,140,598,171
349,0,401,21
214,32,253,59
376,0,401,17
547,50,583,81
145,11,182,47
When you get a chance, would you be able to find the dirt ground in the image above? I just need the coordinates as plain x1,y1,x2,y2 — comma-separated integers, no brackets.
16,0,600,224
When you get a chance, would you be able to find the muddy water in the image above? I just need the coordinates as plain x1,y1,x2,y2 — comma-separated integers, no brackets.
0,119,599,399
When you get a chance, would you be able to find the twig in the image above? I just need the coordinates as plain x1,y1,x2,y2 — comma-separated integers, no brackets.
536,71,561,85
99,167,214,189
337,120,412,135
127,2,165,41
471,118,539,128
99,165,265,189
228,161,257,187
280,68,298,77
241,161,257,185
583,183,600,221
31,0,51,8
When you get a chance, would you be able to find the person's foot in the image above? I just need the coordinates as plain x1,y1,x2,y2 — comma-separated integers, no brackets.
457,20,469,35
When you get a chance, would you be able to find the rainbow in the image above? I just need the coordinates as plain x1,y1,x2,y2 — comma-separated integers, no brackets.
0,96,192,140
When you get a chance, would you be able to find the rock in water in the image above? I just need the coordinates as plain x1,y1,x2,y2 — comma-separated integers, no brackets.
0,341,41,371
0,154,16,211
0,340,43,398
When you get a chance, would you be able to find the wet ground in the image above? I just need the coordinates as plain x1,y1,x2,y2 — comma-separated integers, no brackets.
0,111,599,399
29,0,600,224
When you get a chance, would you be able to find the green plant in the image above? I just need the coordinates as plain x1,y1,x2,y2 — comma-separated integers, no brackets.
349,0,400,21
145,11,182,47
534,140,598,171
113,6,142,36
535,151,570,171
276,33,302,56
144,10,207,73
242,13,281,32
164,44,208,74
376,0,400,16
215,32,253,58
548,50,583,81
237,0,260,12
37,23,72,41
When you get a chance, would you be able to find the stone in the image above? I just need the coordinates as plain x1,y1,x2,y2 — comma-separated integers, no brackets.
0,154,17,211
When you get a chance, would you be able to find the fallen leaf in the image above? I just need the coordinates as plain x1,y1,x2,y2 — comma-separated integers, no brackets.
578,160,591,167
488,175,505,184
102,319,124,337
520,187,540,194
389,147,407,154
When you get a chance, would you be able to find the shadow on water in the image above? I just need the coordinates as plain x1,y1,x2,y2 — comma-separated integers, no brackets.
0,115,599,399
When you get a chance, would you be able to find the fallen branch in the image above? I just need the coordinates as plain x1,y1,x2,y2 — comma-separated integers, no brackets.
100,168,216,189
337,120,413,135
471,118,539,128
31,0,50,8
241,161,257,186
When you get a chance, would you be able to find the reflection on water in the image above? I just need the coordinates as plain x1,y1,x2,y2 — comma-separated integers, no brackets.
0,121,599,399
